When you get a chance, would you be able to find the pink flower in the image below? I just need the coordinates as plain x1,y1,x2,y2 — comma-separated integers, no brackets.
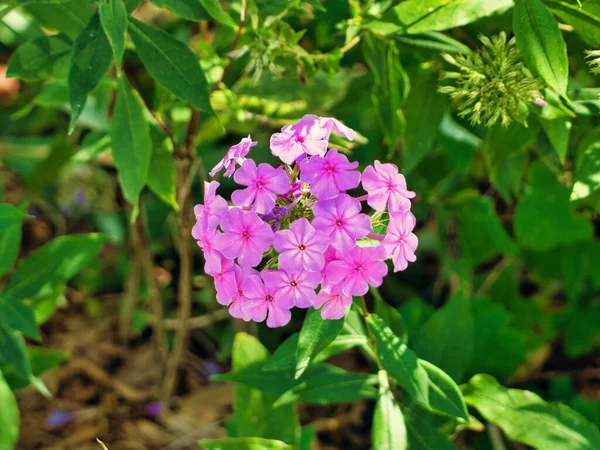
231,160,290,214
300,149,361,200
192,214,223,274
212,257,237,306
243,271,294,328
312,194,372,251
361,161,416,214
382,211,418,272
266,268,320,308
194,181,229,221
214,208,274,267
319,117,356,141
273,218,329,272
270,115,329,165
326,245,388,296
313,290,352,320
228,266,251,320
209,136,257,178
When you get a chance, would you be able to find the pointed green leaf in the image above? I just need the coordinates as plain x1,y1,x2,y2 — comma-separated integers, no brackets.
128,17,212,112
404,407,458,450
0,204,31,231
99,0,128,68
6,34,71,81
419,360,469,421
513,0,569,95
373,373,407,450
366,314,430,407
546,0,600,48
464,374,600,450
24,1,92,39
0,371,19,450
198,0,236,27
0,223,21,278
571,135,600,201
200,438,292,450
110,77,152,216
0,322,32,381
68,13,113,132
0,294,39,340
541,117,571,164
149,0,209,20
147,121,177,209
295,308,344,378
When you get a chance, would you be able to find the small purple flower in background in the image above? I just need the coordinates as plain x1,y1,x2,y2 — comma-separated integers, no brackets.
300,149,361,200
232,160,290,214
362,161,415,214
313,290,352,320
45,410,75,430
243,271,294,327
210,135,257,178
144,402,162,421
214,208,274,267
326,245,388,296
274,218,328,272
312,194,372,251
193,114,418,326
194,181,229,221
267,268,320,308
382,210,418,272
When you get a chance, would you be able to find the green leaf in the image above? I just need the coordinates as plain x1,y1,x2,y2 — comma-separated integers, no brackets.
0,294,39,340
571,135,600,201
546,0,600,48
515,162,593,251
0,371,19,450
373,373,407,450
149,0,209,20
198,0,236,27
0,322,32,382
363,36,409,152
383,0,513,34
5,234,105,300
263,334,299,372
111,77,152,217
0,223,21,278
128,17,213,112
463,374,600,450
404,407,458,450
273,364,378,407
412,295,473,383
541,117,571,164
99,0,128,68
200,438,292,450
295,308,344,378
371,288,407,342
0,204,30,231
513,0,569,95
68,12,113,133
147,121,177,209
24,1,92,39
366,314,430,406
419,360,469,421
6,34,71,81
404,63,446,171
28,348,69,377
393,32,471,54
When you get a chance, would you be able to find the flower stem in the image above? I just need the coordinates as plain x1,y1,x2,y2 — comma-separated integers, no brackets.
355,194,368,202
367,233,384,241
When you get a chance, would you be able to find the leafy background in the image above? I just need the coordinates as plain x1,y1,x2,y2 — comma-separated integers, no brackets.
0,0,600,449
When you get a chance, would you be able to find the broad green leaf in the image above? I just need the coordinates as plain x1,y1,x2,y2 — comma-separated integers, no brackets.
263,334,299,372
513,0,569,95
295,308,344,378
68,13,113,132
111,77,152,217
463,374,600,450
564,304,600,358
547,0,600,48
373,373,407,450
383,0,513,34
0,371,19,450
419,360,469,421
28,348,69,376
6,34,71,81
149,0,209,20
128,17,213,112
393,32,471,54
515,162,593,250
199,0,236,27
0,223,21,278
571,137,600,201
99,0,128,68
5,234,105,300
412,295,473,383
0,204,30,231
147,121,177,209
453,197,515,267
404,63,446,171
371,287,407,342
24,1,92,39
363,36,408,152
541,117,571,164
404,407,458,450
485,121,539,158
273,364,378,407
0,294,39,339
0,322,32,382
366,314,430,406
200,438,292,450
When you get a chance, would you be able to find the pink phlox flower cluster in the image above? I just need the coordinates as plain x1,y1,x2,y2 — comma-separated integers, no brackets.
193,116,418,327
